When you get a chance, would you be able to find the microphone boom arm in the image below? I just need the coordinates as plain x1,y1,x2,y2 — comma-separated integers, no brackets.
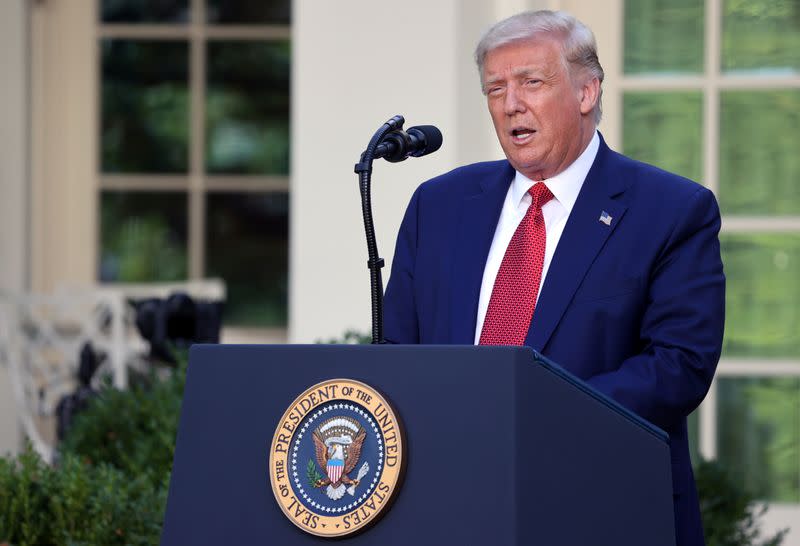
354,115,405,344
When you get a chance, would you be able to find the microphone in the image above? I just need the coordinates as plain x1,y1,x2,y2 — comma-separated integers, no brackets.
354,115,439,343
373,125,443,162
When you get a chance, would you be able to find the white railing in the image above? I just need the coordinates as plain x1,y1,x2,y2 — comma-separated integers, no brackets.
0,280,225,463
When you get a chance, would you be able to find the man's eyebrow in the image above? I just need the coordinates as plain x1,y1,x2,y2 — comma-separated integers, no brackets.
511,66,542,78
484,66,541,84
483,75,503,86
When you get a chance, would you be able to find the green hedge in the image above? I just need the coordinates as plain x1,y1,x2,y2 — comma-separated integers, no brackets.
0,448,166,546
59,364,185,486
696,458,787,546
0,360,184,546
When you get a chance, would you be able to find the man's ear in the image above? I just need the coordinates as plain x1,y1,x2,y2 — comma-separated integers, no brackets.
578,77,600,116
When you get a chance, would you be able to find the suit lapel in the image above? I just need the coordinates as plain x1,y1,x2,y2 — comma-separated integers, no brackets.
526,139,629,351
449,162,514,344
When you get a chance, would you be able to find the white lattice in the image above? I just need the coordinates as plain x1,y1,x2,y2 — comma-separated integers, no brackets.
0,279,225,463
0,291,127,462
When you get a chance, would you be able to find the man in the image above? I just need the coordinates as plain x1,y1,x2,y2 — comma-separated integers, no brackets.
382,10,724,546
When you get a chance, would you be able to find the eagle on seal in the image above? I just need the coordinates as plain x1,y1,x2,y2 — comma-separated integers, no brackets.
312,417,367,500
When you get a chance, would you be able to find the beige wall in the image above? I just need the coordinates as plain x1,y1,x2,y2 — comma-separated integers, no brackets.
0,0,28,456
29,1,96,292
290,0,554,342
560,0,622,149
0,0,96,456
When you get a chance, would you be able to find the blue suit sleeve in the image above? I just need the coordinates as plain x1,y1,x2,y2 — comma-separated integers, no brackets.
383,187,421,344
586,187,725,431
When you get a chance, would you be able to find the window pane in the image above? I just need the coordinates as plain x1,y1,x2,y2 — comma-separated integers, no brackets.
101,40,189,173
722,234,800,358
719,90,800,214
624,0,704,74
722,0,800,74
717,377,800,502
100,0,189,23
206,193,288,326
206,41,290,175
623,92,703,182
206,0,290,24
99,191,188,282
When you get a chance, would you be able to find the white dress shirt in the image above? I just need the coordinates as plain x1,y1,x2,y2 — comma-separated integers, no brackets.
474,131,600,344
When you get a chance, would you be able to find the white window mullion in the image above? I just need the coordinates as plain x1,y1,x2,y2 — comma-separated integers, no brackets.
722,217,800,232
699,378,718,460
205,26,290,40
205,176,290,192
619,77,705,91
717,360,800,376
98,25,291,41
718,75,800,90
98,25,190,39
99,175,189,191
189,0,205,280
703,0,722,195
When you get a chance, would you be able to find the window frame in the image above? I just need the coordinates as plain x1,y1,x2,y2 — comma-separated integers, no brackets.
603,0,800,535
564,0,800,537
96,0,291,339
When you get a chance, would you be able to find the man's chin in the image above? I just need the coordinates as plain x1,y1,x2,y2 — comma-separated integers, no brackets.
505,155,548,181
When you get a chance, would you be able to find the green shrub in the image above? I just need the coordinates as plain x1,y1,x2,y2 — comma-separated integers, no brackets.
696,458,788,546
59,360,186,486
0,358,186,545
0,446,166,546
317,329,372,345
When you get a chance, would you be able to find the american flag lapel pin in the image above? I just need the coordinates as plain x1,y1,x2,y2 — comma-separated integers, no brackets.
599,210,612,226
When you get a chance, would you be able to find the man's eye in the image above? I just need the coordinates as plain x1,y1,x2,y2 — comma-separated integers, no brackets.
487,86,503,95
526,79,541,86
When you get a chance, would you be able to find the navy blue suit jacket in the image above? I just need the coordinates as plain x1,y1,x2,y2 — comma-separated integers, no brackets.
383,137,725,546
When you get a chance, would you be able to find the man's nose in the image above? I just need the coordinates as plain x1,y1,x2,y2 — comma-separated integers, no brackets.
504,85,525,115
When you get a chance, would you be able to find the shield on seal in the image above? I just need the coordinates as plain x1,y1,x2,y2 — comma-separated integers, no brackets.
327,458,344,484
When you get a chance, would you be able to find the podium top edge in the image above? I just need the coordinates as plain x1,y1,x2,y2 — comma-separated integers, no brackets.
189,344,669,444
529,350,669,444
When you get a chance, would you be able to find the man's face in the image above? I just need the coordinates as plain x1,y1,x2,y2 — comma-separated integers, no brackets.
482,38,597,181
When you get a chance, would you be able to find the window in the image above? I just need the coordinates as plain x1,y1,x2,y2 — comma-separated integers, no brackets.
97,0,291,327
620,0,800,516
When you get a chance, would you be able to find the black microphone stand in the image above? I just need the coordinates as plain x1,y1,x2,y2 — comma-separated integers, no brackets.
354,115,405,344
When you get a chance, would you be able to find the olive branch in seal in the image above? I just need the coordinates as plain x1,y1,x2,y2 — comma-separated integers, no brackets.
306,459,323,488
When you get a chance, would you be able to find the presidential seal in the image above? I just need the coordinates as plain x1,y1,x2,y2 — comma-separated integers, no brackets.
269,379,404,537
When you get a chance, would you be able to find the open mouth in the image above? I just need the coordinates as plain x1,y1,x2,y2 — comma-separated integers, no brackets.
510,128,536,143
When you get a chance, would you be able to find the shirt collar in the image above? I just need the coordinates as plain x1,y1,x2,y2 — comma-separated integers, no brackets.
510,130,600,213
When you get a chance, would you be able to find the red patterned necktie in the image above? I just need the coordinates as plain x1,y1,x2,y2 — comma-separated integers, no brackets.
479,182,554,346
